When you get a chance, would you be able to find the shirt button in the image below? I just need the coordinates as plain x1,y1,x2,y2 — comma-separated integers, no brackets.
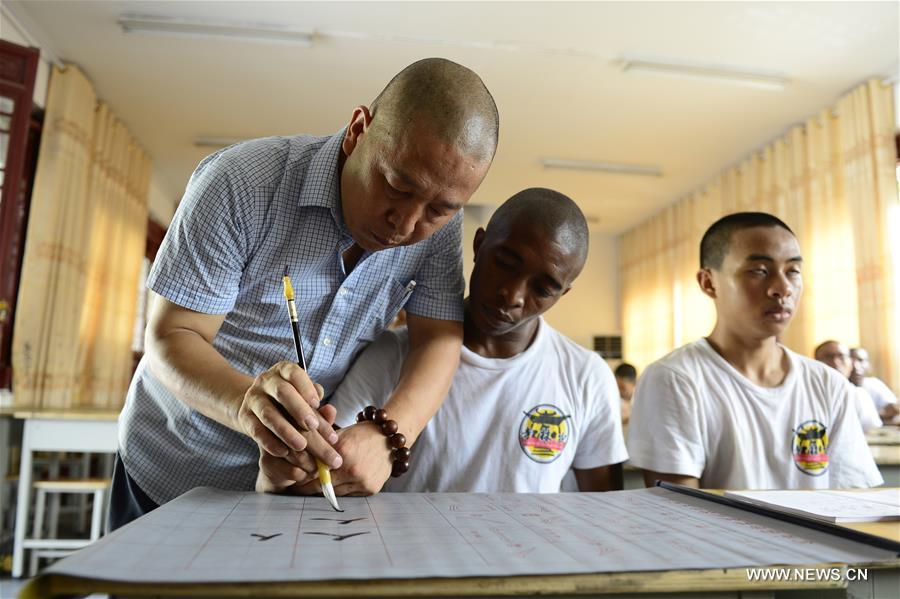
338,288,348,297
323,337,332,346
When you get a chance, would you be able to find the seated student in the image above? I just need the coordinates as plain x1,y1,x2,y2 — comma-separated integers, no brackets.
814,340,882,432
627,212,881,490
850,347,900,424
257,188,627,494
614,363,637,425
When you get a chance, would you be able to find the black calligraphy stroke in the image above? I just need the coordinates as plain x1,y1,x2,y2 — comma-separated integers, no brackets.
304,531,371,542
310,517,367,525
250,533,283,541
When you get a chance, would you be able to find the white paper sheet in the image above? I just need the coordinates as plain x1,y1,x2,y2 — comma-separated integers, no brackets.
725,489,900,522
45,487,898,583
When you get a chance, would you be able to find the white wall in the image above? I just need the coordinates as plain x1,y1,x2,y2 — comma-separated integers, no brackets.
462,207,620,351
461,205,492,288
894,81,899,130
543,232,620,350
0,9,177,229
147,171,177,227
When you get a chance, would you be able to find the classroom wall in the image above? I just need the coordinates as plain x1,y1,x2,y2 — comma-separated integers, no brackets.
461,205,491,289
0,7,51,108
1,8,178,230
148,172,177,227
543,232,620,350
462,206,620,352
895,81,900,129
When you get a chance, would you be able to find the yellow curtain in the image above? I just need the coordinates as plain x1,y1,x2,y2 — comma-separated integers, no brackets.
620,79,898,392
12,65,150,410
838,80,900,396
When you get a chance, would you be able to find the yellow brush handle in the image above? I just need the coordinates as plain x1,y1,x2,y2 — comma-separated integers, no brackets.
316,459,332,485
282,275,295,301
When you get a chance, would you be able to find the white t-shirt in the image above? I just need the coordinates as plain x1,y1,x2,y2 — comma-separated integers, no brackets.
626,338,882,490
331,318,628,492
862,377,899,411
853,386,883,432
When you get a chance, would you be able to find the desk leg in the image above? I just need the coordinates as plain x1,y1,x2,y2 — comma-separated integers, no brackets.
12,421,33,578
47,454,60,538
0,417,10,539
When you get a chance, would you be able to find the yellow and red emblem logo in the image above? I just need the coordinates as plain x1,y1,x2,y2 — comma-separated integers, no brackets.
519,404,571,463
791,419,829,476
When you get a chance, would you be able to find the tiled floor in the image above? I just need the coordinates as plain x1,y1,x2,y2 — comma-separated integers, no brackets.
0,577,107,599
0,577,26,599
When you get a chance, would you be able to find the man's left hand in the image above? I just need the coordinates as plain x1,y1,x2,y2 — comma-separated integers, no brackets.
294,421,395,496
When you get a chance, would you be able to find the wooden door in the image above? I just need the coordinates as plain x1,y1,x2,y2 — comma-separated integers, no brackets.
0,39,39,389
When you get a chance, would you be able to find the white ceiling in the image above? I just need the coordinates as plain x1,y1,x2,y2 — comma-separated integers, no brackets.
7,1,899,233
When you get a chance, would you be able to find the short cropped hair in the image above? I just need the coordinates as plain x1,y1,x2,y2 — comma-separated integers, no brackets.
814,340,841,360
370,58,499,163
486,187,589,273
614,363,637,381
700,212,794,270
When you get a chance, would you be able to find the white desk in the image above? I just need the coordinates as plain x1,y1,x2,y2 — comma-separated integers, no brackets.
10,409,118,578
868,428,900,486
21,489,900,599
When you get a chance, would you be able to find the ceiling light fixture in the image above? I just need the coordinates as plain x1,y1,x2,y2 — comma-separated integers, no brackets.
540,158,662,177
621,56,789,90
118,14,314,46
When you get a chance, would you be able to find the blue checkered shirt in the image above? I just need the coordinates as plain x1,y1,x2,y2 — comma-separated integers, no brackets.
118,131,465,504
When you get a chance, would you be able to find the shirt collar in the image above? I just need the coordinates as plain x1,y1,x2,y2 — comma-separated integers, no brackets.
298,128,349,235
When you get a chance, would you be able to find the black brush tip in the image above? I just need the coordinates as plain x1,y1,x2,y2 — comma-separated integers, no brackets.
283,265,289,277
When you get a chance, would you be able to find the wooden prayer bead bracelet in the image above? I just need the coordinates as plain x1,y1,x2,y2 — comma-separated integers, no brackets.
356,405,411,477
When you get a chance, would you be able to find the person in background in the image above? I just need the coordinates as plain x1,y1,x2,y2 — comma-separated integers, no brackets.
814,340,882,432
627,212,881,489
850,347,900,424
614,362,637,425
813,340,853,378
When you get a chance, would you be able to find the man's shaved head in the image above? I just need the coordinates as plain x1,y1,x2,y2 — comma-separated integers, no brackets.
700,212,794,270
370,57,499,164
485,187,589,275
814,340,853,378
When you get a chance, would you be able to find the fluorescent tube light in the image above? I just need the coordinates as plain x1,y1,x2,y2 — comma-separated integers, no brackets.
118,14,314,46
621,56,788,90
194,137,246,149
540,158,662,177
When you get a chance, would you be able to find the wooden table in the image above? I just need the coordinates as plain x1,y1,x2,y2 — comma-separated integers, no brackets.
17,566,890,598
17,490,900,599
10,408,119,578
865,425,900,485
867,426,900,446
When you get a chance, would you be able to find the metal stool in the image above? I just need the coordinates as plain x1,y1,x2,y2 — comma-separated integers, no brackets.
23,478,109,576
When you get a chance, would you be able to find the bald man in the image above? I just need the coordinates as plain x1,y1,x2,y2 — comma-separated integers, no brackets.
258,188,627,495
814,340,882,431
113,58,499,528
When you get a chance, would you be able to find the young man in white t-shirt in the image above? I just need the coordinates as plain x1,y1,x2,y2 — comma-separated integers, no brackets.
257,188,628,494
850,347,899,425
627,212,882,490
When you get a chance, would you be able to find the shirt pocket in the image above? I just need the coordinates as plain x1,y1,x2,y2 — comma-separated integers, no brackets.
358,278,417,343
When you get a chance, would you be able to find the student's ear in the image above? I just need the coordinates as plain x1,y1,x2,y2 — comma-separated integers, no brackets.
472,227,486,259
341,106,373,157
697,268,717,299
